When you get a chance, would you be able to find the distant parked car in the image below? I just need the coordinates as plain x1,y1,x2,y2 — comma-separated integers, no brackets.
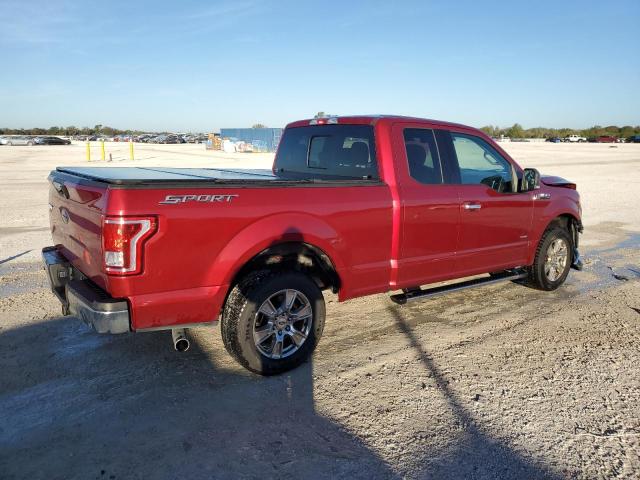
156,134,184,144
565,134,587,143
154,135,173,144
134,134,155,143
593,136,617,143
546,137,562,143
34,136,71,145
627,135,640,143
0,136,35,146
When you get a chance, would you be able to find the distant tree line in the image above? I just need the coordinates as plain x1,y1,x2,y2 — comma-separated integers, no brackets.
0,124,152,136
2,123,639,139
480,123,640,139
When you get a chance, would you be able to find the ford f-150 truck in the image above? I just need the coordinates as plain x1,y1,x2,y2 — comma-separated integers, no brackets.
43,115,583,375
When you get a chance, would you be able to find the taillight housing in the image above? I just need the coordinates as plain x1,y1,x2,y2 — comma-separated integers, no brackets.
102,216,157,275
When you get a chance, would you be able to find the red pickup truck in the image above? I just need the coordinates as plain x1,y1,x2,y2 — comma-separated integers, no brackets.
43,115,583,375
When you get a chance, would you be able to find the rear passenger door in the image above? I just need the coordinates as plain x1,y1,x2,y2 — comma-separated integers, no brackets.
393,125,461,287
447,131,532,275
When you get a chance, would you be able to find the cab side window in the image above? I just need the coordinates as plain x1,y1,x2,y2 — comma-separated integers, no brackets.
403,129,443,185
451,133,514,193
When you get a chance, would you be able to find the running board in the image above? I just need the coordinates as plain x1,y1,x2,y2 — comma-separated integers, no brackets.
390,270,529,305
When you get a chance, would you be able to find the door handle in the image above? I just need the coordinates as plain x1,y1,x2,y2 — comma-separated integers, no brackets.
463,203,482,210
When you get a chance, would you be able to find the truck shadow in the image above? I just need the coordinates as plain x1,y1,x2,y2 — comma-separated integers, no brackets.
0,307,562,479
0,315,397,480
387,306,560,479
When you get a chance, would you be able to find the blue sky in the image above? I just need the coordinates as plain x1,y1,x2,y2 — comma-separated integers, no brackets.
1,0,638,131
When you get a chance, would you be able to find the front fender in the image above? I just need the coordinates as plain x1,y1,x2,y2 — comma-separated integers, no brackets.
206,212,347,288
527,190,581,264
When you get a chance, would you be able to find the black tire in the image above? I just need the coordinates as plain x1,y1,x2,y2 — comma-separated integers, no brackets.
221,270,325,375
527,226,573,290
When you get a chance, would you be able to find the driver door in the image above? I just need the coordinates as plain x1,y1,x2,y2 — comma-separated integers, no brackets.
450,132,533,276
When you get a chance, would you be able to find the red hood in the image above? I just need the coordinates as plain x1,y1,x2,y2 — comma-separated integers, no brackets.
541,175,576,188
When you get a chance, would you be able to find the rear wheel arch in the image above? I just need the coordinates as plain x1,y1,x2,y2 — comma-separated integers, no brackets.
228,242,341,295
209,213,346,286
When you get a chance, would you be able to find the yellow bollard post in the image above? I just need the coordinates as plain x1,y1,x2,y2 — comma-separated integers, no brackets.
86,141,91,162
100,140,105,161
129,139,134,161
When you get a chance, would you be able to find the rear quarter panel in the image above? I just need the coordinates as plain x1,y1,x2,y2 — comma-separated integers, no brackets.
106,183,393,310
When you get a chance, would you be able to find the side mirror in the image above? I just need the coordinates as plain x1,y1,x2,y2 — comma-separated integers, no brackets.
522,168,540,192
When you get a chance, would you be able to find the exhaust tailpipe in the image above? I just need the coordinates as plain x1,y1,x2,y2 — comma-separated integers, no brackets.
171,328,190,352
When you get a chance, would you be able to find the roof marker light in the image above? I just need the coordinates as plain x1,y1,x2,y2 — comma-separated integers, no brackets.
309,117,338,125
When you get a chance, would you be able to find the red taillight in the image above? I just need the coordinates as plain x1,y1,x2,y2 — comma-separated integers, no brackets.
102,216,157,275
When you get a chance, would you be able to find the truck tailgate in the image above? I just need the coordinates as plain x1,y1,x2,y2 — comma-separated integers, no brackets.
48,171,108,288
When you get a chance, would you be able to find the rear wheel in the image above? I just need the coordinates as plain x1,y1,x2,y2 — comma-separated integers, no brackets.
527,227,572,290
221,270,325,375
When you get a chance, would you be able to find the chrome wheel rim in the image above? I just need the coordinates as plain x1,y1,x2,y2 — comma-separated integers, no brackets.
544,238,568,281
253,289,313,359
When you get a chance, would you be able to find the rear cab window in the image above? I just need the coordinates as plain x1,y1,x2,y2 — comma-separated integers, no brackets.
274,125,378,180
403,128,443,185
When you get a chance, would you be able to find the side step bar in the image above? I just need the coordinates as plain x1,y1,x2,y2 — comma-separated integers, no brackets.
390,270,529,305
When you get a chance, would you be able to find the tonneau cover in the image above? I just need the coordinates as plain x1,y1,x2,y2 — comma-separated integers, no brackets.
55,166,279,185
54,166,381,187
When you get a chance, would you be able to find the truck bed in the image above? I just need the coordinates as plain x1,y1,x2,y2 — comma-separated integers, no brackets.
55,167,380,187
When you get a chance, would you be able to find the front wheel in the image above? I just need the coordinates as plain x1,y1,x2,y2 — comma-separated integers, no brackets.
221,270,325,375
527,227,573,290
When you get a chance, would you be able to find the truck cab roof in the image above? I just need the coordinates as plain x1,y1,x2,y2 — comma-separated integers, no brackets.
286,115,473,131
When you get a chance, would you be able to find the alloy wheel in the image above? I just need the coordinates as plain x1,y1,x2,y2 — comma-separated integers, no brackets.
544,238,568,281
253,289,313,359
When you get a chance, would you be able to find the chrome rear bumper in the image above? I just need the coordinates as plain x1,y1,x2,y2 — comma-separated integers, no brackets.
42,246,130,334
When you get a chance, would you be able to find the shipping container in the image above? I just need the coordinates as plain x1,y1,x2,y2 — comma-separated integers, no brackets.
219,128,283,152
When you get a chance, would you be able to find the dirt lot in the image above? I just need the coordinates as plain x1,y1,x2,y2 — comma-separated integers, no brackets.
1,142,639,479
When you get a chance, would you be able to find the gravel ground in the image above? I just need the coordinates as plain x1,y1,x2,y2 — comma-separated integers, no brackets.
0,142,639,479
